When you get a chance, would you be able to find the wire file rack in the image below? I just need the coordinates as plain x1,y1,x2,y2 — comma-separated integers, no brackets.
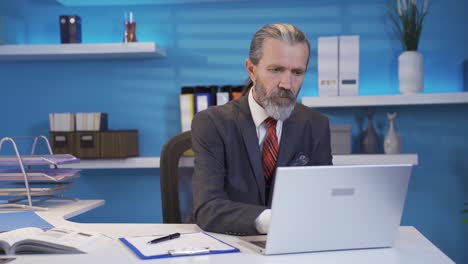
0,135,81,211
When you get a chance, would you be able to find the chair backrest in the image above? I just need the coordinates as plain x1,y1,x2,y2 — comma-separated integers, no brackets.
159,131,192,223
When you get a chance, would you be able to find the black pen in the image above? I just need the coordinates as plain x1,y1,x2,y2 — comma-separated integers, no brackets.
147,232,181,244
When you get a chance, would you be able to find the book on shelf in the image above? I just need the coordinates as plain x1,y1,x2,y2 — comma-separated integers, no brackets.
0,227,108,255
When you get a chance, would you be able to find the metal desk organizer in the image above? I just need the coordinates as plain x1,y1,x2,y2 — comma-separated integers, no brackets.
0,135,81,211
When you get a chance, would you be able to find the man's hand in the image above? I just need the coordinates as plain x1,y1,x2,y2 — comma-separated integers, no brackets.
255,209,271,234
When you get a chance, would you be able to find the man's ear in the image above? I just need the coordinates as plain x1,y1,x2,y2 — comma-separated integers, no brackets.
245,59,256,83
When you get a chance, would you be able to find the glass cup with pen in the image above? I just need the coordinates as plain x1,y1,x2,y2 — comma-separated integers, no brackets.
124,11,137,43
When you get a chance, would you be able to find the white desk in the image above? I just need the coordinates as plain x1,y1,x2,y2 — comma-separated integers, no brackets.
2,200,453,264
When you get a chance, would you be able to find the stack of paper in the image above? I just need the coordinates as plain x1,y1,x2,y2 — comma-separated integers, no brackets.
75,112,108,131
49,113,75,132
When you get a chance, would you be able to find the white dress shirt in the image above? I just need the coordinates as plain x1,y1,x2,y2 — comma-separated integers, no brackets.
248,89,280,234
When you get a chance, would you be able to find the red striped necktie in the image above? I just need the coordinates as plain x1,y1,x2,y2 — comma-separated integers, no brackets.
262,117,278,185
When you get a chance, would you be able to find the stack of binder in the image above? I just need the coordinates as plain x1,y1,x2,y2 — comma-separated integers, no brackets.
179,84,246,133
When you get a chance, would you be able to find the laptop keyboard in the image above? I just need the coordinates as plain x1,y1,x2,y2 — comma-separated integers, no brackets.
250,240,267,248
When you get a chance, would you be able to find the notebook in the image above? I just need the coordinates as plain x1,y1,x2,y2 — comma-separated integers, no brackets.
0,211,53,232
242,164,413,255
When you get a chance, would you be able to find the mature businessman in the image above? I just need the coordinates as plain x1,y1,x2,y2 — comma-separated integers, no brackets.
191,23,332,235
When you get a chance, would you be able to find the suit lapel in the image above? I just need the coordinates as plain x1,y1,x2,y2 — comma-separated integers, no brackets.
237,96,266,204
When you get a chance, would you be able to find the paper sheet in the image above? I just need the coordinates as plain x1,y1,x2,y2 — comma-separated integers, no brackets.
122,232,236,257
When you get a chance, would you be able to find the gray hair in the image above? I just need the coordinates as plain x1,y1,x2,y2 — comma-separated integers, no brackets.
243,23,310,93
249,23,310,65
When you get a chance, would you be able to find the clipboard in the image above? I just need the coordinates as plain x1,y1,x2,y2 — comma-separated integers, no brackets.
119,232,240,259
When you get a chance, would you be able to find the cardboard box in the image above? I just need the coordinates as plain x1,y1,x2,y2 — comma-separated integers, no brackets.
51,130,139,159
330,125,352,154
74,132,101,159
100,130,139,158
50,132,76,155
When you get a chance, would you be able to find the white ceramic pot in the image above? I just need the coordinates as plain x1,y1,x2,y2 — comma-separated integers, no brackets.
398,51,424,94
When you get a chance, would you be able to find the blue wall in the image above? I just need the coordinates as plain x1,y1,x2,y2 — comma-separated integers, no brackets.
0,0,467,262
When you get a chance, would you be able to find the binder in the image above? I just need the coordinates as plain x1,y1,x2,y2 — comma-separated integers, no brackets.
208,85,218,106
179,86,195,133
338,35,360,96
119,232,240,260
231,85,243,100
318,36,339,96
217,85,232,105
194,86,212,113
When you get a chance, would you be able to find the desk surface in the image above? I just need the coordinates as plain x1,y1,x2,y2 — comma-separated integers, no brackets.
6,200,455,264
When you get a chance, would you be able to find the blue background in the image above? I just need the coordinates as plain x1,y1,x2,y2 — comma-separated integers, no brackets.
0,0,467,262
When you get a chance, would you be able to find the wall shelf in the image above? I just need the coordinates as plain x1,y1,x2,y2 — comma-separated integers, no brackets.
0,42,166,61
57,154,418,169
301,92,468,108
58,157,161,169
54,0,247,6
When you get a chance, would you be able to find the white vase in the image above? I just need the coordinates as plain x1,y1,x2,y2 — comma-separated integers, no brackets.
384,112,401,154
398,51,424,94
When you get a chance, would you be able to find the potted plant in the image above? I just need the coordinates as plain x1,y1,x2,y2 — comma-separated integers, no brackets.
388,0,429,94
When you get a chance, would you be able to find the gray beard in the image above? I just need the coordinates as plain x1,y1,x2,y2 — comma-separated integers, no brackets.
254,83,296,121
262,99,296,121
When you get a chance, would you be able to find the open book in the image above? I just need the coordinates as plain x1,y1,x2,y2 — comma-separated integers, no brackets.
0,227,107,255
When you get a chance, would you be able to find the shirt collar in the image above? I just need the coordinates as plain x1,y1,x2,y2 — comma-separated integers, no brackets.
248,87,270,128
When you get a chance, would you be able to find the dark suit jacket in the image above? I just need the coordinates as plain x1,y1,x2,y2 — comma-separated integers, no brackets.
191,94,332,235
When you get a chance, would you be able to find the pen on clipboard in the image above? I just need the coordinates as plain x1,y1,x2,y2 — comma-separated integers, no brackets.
147,232,181,244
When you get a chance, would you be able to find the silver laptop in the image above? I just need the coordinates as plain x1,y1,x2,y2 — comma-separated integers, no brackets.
242,164,412,255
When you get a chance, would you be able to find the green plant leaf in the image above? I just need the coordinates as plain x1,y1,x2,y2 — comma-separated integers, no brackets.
462,218,468,224
386,0,428,51
462,209,468,214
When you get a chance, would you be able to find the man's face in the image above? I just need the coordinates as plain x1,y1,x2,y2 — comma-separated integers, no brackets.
246,38,309,121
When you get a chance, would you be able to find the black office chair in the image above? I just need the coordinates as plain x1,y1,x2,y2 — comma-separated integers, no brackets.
159,131,193,223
